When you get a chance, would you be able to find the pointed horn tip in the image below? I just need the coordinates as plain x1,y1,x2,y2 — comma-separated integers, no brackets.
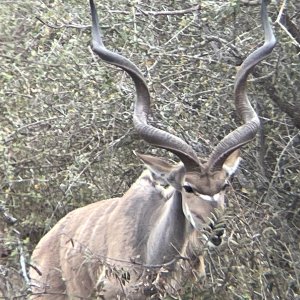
89,0,94,11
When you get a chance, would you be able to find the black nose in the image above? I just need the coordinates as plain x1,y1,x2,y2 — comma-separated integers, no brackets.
209,223,226,246
210,235,222,246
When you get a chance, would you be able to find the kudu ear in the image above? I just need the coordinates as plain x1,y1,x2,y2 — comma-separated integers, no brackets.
222,149,241,176
135,152,185,190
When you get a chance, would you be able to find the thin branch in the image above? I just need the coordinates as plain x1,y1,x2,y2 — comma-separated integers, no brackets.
17,234,31,286
36,5,200,31
36,17,90,30
275,0,300,51
239,0,260,5
109,5,200,16
4,117,62,145
65,128,134,194
137,5,200,16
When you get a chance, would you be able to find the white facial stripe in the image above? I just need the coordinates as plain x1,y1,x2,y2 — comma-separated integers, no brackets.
183,202,196,228
199,193,221,202
199,194,213,201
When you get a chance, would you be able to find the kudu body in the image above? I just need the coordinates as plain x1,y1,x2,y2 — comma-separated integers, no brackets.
29,0,276,299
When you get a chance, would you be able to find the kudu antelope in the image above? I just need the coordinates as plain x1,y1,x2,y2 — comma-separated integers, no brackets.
29,0,276,299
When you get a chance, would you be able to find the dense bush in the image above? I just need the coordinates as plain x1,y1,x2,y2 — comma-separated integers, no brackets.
0,0,299,298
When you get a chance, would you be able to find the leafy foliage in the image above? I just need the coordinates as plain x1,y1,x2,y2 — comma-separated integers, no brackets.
0,0,299,298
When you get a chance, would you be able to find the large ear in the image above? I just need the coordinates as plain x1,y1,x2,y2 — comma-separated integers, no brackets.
135,152,186,190
222,149,241,176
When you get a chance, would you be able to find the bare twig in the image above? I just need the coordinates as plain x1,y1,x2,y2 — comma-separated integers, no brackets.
17,234,31,286
109,5,200,16
65,128,134,194
137,5,200,16
239,0,260,5
4,117,62,145
36,17,90,30
36,5,200,31
275,0,300,50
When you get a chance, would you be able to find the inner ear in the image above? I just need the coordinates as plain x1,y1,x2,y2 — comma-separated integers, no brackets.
222,149,241,176
135,152,185,190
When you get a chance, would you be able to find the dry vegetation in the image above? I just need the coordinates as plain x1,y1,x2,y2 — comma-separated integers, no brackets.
0,0,299,299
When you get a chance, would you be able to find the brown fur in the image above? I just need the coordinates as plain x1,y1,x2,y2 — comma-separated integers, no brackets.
30,152,239,299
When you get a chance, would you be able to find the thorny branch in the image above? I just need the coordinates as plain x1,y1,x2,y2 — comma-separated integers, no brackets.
133,5,200,16
275,0,300,52
36,17,90,29
36,5,200,30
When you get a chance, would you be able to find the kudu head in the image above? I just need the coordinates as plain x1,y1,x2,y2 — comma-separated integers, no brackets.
90,0,276,231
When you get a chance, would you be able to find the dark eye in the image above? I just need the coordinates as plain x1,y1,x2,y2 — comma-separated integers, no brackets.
183,185,194,193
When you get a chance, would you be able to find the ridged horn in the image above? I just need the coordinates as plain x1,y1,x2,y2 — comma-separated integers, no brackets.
89,0,200,171
206,0,276,171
